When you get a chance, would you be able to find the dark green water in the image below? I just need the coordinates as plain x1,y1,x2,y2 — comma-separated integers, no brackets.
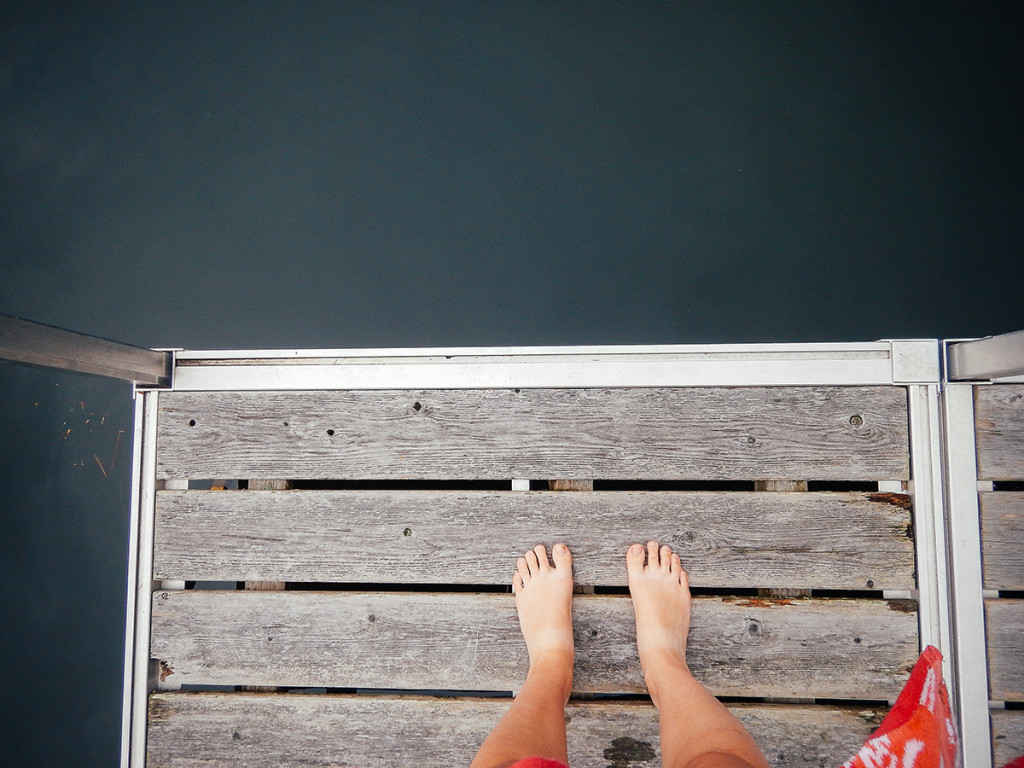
1,3,1021,764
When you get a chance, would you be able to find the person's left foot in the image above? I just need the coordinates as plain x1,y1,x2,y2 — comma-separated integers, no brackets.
512,543,575,670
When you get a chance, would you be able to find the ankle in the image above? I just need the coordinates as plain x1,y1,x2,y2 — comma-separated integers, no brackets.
528,649,574,676
526,653,574,697
640,649,690,701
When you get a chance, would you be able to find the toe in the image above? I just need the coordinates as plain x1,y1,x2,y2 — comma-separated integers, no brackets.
670,553,689,585
552,542,572,571
647,541,660,568
517,556,531,584
525,547,542,575
533,544,550,571
626,543,646,575
512,572,525,594
660,545,673,571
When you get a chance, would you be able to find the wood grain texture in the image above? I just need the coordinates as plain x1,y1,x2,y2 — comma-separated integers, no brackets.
992,709,1024,768
243,480,290,594
153,489,915,590
150,591,918,699
976,385,1024,481
755,480,808,492
240,475,287,691
981,492,1024,590
549,479,594,491
147,692,883,768
987,599,1024,702
154,387,910,481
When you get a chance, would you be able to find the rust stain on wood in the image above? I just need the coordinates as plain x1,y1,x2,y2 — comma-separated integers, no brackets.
867,492,912,509
159,660,174,681
731,598,795,608
886,599,917,614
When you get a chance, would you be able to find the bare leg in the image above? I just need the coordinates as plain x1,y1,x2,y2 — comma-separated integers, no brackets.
627,541,769,768
470,543,575,768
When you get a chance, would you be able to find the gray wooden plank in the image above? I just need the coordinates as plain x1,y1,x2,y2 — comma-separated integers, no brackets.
992,709,1024,768
987,599,1024,702
147,692,884,768
155,387,910,480
239,478,289,692
981,492,1024,590
154,489,915,590
242,478,290,595
150,591,918,700
976,385,1024,481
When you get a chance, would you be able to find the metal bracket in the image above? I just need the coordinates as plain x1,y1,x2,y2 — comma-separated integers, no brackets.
889,339,941,384
0,314,172,386
947,329,1024,381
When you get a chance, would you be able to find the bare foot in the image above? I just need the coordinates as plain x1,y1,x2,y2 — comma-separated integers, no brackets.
626,541,691,680
512,543,575,671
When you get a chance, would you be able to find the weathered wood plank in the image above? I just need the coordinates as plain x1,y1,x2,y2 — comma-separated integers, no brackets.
153,490,915,590
150,591,918,699
239,477,289,690
987,599,1024,702
992,709,1024,768
976,385,1024,481
147,692,882,768
755,480,808,492
155,387,910,480
243,480,290,594
755,481,812,601
981,492,1024,590
549,479,594,491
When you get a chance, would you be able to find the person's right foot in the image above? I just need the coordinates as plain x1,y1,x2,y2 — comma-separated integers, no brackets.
626,541,691,678
512,543,575,670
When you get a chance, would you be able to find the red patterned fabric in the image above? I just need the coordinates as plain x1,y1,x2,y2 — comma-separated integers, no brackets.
841,646,960,768
507,758,570,768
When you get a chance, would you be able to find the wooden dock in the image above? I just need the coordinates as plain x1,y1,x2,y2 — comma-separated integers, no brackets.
976,386,1024,767
119,344,1023,767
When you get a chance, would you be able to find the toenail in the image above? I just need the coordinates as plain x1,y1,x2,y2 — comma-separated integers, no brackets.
629,544,643,556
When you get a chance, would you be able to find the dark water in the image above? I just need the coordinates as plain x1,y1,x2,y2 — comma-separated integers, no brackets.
1,3,1021,765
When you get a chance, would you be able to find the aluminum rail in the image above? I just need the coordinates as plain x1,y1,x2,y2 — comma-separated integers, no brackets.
161,340,938,391
947,328,1024,381
0,314,171,386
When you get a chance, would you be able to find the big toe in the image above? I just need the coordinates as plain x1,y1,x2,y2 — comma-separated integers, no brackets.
552,542,572,570
626,542,646,575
